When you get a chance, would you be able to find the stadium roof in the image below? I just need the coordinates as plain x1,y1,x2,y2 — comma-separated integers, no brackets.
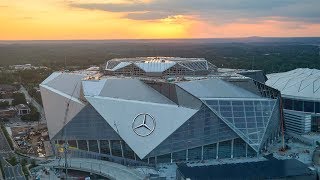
266,68,320,101
105,57,211,73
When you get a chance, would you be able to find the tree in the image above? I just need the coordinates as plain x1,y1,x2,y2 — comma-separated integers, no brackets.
12,93,27,105
7,156,17,166
21,105,39,121
0,101,9,108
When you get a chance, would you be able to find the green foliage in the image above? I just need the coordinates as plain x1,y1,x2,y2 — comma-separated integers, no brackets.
0,161,4,179
0,101,9,108
0,123,13,150
27,88,42,106
0,40,320,74
0,118,9,122
20,158,27,166
30,159,36,169
12,93,27,105
7,156,18,166
21,105,39,121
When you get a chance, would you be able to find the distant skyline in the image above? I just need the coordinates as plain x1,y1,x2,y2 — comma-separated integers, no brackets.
1,0,320,40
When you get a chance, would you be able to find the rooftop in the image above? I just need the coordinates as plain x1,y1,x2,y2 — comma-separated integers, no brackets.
105,57,213,74
266,68,320,100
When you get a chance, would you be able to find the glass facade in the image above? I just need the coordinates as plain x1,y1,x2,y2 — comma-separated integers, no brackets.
188,147,202,161
68,140,77,148
53,97,280,164
110,140,122,157
233,138,246,158
147,105,238,157
88,140,99,153
283,97,320,114
157,154,171,163
122,142,135,159
77,140,88,151
52,105,121,141
64,137,263,164
218,140,232,158
172,150,187,162
311,116,320,132
53,96,280,164
205,99,277,151
99,140,110,155
53,98,280,164
203,144,217,160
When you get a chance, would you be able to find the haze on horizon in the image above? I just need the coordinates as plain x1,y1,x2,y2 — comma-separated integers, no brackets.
1,0,320,40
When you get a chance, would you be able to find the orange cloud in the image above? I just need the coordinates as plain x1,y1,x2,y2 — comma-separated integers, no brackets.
0,0,319,40
189,19,320,38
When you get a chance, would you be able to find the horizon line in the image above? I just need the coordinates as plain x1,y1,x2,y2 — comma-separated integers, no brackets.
1,36,320,42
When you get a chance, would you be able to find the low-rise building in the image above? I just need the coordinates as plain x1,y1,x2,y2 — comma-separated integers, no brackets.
0,98,14,106
0,107,16,118
266,68,320,134
15,104,31,116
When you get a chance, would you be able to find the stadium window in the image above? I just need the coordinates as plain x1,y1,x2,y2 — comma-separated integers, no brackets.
100,140,110,155
293,100,303,111
77,140,88,151
315,102,320,113
283,98,293,110
304,101,314,113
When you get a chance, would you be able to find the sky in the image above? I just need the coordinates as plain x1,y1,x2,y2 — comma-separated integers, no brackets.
1,0,320,40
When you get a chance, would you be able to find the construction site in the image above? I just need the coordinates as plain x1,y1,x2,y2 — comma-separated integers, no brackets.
10,124,50,158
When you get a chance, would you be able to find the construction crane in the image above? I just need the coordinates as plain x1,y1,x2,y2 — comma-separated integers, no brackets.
279,96,286,152
61,82,79,180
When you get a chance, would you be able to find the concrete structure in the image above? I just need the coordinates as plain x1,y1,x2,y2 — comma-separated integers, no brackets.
15,104,30,116
0,99,14,106
176,159,317,180
41,158,145,180
266,68,320,134
41,57,282,165
0,107,16,118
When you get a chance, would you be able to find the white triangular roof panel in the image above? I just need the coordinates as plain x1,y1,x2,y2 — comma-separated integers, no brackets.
40,85,86,139
85,96,198,159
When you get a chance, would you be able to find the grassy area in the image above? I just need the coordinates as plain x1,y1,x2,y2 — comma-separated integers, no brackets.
0,123,14,150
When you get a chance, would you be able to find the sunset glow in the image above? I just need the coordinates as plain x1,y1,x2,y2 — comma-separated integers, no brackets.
1,0,319,40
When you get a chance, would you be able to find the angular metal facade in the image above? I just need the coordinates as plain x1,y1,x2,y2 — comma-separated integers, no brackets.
41,71,281,164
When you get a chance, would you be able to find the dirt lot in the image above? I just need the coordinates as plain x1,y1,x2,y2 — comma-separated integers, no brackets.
11,124,49,157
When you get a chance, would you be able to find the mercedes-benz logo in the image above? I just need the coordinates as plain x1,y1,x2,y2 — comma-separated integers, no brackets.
132,113,156,137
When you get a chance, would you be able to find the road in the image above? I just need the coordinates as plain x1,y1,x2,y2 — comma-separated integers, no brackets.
19,85,46,124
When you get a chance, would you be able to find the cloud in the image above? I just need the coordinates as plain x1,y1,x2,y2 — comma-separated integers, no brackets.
126,11,176,20
69,0,320,24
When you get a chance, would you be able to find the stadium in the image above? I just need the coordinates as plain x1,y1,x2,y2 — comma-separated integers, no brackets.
266,68,320,134
40,57,282,165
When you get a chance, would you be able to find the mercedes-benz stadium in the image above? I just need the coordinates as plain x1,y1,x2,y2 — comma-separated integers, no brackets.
40,57,282,165
266,68,320,134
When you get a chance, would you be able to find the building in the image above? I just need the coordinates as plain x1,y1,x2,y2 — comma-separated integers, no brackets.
0,84,18,99
0,99,14,106
176,159,317,180
0,107,16,118
217,68,267,83
266,68,320,134
15,104,30,116
40,57,282,165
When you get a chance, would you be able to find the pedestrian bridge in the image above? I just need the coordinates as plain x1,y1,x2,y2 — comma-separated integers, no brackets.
40,158,146,180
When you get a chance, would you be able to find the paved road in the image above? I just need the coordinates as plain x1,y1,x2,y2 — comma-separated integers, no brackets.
41,158,146,180
19,85,46,124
